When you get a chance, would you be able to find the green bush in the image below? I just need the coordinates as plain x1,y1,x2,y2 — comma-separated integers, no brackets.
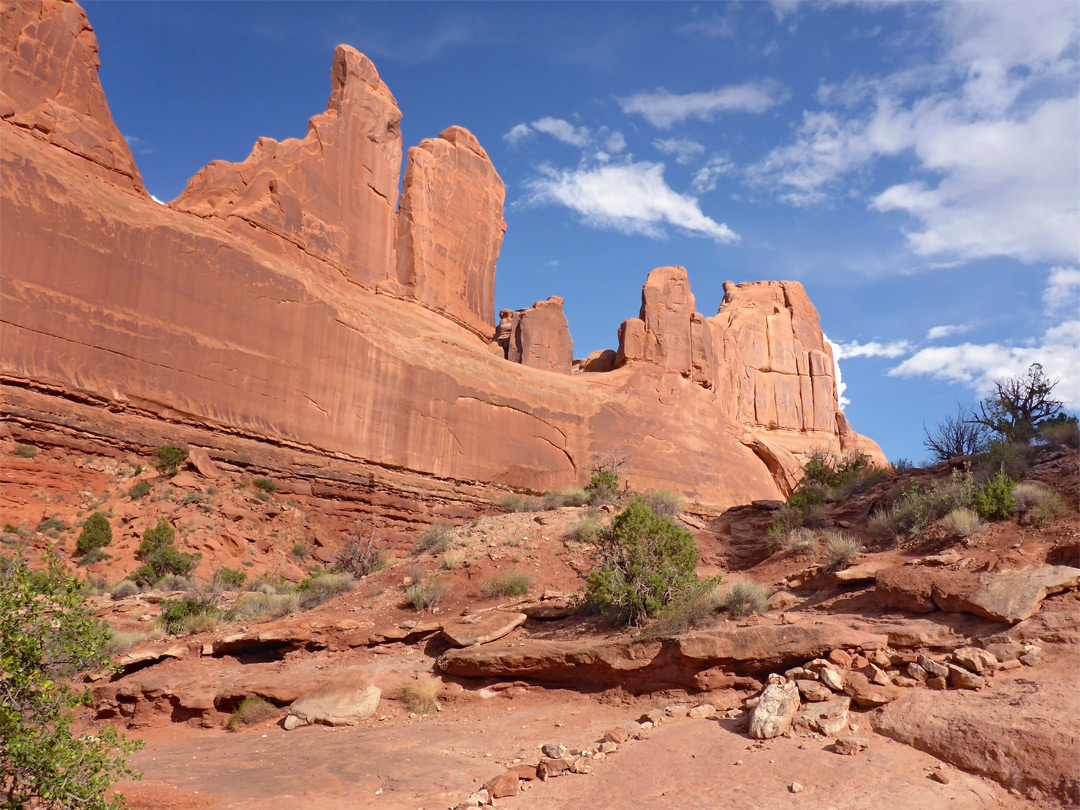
295,571,354,610
479,571,534,599
253,477,276,493
292,542,308,560
213,567,248,590
226,696,278,731
497,493,545,512
78,548,110,567
584,496,707,625
0,555,142,809
76,513,113,555
153,445,188,477
417,521,454,554
131,519,200,586
586,469,620,505
869,469,976,543
13,443,37,458
157,595,220,635
639,587,719,638
972,468,1017,521
128,480,151,500
713,579,769,617
1038,417,1080,449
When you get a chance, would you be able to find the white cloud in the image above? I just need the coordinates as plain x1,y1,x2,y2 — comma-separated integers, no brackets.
531,117,591,148
604,131,627,153
926,324,970,341
749,2,1080,264
503,123,533,146
889,320,1080,404
524,160,739,243
150,194,164,205
691,156,735,193
618,82,785,129
653,138,706,165
1044,266,1080,315
124,134,155,155
830,338,913,359
677,15,735,39
824,335,850,409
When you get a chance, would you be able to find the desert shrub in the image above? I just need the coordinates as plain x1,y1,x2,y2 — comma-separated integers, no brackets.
891,458,916,475
296,572,354,610
869,469,977,543
543,490,567,510
227,591,300,622
560,488,590,507
640,587,719,638
0,554,142,809
766,504,824,550
78,548,110,567
822,530,862,569
332,530,384,578
497,494,524,512
584,496,708,625
586,469,620,505
76,513,113,555
252,477,276,493
227,697,278,731
157,595,220,635
292,542,308,560
254,491,272,503
643,490,683,517
128,480,152,500
1038,418,1080,449
941,508,985,538
131,518,200,586
213,567,247,590
794,451,890,503
441,551,466,570
109,580,140,601
405,577,450,611
13,442,37,458
782,527,820,556
1013,482,1066,526
417,521,453,554
569,514,603,543
980,440,1039,481
787,482,827,509
100,628,149,659
713,579,769,617
972,468,1017,521
401,677,439,715
152,574,192,592
153,445,188,477
479,571,534,599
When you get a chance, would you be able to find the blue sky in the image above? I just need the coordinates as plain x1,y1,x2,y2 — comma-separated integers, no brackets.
83,1,1079,463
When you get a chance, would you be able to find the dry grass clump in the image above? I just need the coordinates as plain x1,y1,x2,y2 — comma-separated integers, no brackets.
109,579,141,601
296,572,355,610
417,521,454,554
228,591,300,622
226,697,279,731
781,527,820,557
643,490,683,517
941,507,985,538
479,570,534,599
560,488,591,507
822,530,862,569
497,494,545,513
401,677,440,715
1013,482,1067,526
405,577,450,611
712,579,770,617
568,514,603,543
640,589,718,638
101,628,150,658
440,550,466,570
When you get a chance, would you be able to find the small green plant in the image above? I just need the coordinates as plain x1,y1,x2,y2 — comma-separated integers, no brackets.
972,468,1017,521
255,490,272,503
405,576,450,611
76,513,113,555
78,548,110,567
401,677,439,715
226,697,279,731
1038,417,1080,448
869,468,977,544
128,480,152,500
479,571,534,599
131,518,201,586
941,507,985,538
13,443,37,458
822,530,862,569
157,595,220,635
213,567,248,590
153,445,188,477
295,571,354,610
417,521,453,554
153,574,192,592
639,587,719,638
713,579,769,617
584,496,709,624
253,477,276,493
292,542,308,560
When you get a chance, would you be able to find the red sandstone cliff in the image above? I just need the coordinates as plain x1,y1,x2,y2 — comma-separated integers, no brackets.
0,0,883,507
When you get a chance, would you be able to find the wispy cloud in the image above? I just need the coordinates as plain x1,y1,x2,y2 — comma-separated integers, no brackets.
503,123,533,146
124,134,155,155
926,324,970,341
1043,266,1080,315
618,81,786,129
676,15,735,40
524,160,739,243
691,156,735,193
653,138,706,165
531,117,591,147
831,338,913,359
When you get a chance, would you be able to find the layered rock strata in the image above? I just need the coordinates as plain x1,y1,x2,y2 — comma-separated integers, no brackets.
0,0,883,508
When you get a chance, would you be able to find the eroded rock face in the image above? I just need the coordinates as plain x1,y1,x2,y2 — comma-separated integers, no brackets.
0,0,143,191
395,126,506,338
506,297,573,374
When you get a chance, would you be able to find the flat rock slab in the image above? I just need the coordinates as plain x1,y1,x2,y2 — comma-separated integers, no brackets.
878,565,1080,623
834,559,891,584
285,669,380,729
441,612,527,647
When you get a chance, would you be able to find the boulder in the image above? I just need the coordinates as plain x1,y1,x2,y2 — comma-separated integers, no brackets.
441,612,527,648
947,664,985,690
842,671,901,708
795,696,850,736
796,679,834,702
284,670,380,729
748,681,800,739
187,448,221,479
834,736,869,756
484,771,520,799
951,647,998,674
